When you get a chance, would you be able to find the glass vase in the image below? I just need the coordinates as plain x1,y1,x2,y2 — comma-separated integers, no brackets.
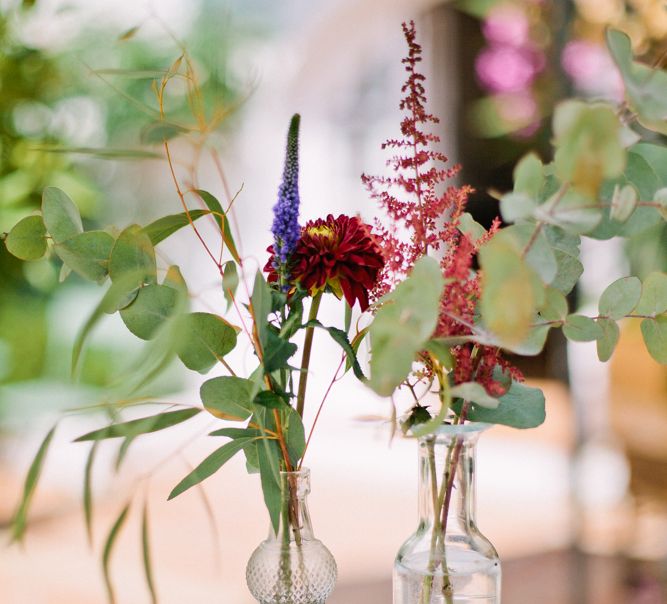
394,424,501,604
246,468,337,604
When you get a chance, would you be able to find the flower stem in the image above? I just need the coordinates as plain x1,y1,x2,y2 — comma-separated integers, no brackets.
296,292,323,418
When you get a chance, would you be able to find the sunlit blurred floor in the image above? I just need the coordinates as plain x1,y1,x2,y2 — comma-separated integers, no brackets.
2,379,659,603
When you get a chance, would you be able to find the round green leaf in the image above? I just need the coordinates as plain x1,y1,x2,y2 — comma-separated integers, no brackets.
450,382,499,409
41,187,83,243
200,376,254,421
513,152,544,199
610,184,638,223
500,192,536,223
635,272,667,316
538,287,568,322
655,188,667,220
5,215,47,260
176,312,238,373
596,318,620,362
563,314,603,342
54,230,115,283
640,317,667,364
109,225,157,288
598,276,641,320
120,284,178,340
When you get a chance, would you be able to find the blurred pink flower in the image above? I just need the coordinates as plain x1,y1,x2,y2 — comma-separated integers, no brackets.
476,45,541,93
561,40,624,102
483,4,530,46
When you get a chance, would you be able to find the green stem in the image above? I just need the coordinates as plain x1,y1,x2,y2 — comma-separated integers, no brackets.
296,292,322,418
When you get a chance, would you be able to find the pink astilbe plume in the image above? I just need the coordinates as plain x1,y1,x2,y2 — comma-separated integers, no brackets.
364,20,521,396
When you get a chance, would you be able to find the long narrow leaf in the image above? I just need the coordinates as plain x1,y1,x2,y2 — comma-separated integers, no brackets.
103,502,131,604
33,145,163,159
142,209,209,245
142,501,158,604
83,441,99,546
195,190,240,262
303,320,367,380
11,425,57,542
75,408,200,442
168,437,257,500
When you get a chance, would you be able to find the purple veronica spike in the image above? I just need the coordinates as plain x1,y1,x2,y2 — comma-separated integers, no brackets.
271,114,301,282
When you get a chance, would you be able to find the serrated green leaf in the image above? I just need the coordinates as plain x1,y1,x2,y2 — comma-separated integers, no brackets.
453,380,545,429
54,230,115,283
142,209,209,245
75,408,200,442
42,187,83,243
168,437,257,500
563,314,604,342
141,501,158,604
636,272,667,316
175,312,238,373
513,152,544,199
120,284,178,340
369,256,444,396
5,215,47,260
610,184,638,223
450,382,499,409
109,224,157,289
201,376,255,421
640,317,667,364
103,502,131,604
596,318,620,362
11,425,57,542
599,276,641,319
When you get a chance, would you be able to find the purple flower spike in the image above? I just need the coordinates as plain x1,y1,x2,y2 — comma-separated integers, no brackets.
271,114,301,285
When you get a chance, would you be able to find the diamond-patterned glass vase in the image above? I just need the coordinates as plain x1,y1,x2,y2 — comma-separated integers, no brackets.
246,468,337,604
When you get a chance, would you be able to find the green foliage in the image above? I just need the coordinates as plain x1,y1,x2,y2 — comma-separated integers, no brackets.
41,187,83,243
109,225,157,290
103,502,131,604
610,184,638,223
641,316,667,364
596,318,620,362
635,272,667,316
75,408,200,441
201,376,255,420
175,312,238,373
141,502,158,604
479,234,538,345
552,100,625,196
120,284,179,340
222,261,239,311
11,424,57,542
513,152,544,199
453,380,545,429
195,189,241,262
563,314,604,342
168,436,259,500
142,209,209,245
607,29,667,134
257,438,282,534
450,382,499,408
598,276,641,320
369,256,444,396
54,231,115,283
83,441,99,545
5,215,47,260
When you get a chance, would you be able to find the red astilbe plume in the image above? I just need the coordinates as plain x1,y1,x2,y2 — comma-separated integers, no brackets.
364,21,521,396
362,20,474,297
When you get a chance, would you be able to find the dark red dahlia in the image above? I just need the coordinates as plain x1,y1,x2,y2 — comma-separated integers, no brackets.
266,214,385,311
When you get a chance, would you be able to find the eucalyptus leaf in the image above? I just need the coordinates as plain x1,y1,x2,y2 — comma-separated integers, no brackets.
257,439,282,534
610,184,638,223
640,317,667,364
120,284,178,340
458,212,487,243
598,276,641,320
201,376,255,421
195,189,241,262
54,230,115,283
103,502,131,604
222,261,239,312
596,318,620,362
109,224,157,289
500,192,536,223
168,437,257,500
513,152,544,199
175,312,238,373
141,502,158,604
41,187,83,243
450,382,499,409
538,287,568,322
636,272,667,316
5,215,47,260
142,209,209,245
563,314,603,342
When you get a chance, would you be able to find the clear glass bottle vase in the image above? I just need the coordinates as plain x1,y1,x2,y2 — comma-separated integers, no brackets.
394,424,501,604
246,468,337,604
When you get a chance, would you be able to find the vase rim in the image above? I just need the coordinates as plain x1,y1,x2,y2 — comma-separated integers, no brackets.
279,467,310,477
419,421,492,438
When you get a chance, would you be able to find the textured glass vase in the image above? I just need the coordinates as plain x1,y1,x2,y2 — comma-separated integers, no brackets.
394,424,501,604
246,468,337,604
